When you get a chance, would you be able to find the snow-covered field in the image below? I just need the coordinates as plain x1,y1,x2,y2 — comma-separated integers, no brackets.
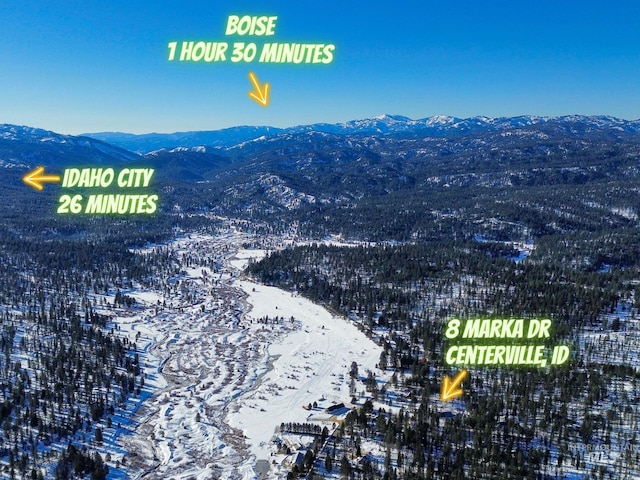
98,232,382,479
228,278,382,475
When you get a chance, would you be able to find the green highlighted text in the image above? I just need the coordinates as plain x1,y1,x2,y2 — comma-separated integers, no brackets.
167,14,336,65
57,167,158,215
444,318,570,368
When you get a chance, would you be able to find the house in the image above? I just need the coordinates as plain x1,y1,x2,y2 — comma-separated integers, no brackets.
325,402,345,414
282,450,306,469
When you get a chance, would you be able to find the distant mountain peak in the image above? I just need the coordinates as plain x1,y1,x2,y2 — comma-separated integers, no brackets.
425,115,457,125
372,114,412,122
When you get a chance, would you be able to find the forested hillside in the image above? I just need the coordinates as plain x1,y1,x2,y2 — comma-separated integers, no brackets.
247,236,640,479
0,221,184,478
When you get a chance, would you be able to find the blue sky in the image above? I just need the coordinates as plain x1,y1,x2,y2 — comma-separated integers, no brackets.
1,1,639,134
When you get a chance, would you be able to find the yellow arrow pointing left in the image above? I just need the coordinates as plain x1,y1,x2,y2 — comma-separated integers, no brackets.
23,166,61,191
440,369,468,402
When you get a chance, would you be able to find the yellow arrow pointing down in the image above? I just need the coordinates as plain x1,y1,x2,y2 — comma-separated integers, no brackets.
248,72,270,107
23,166,61,191
440,369,468,402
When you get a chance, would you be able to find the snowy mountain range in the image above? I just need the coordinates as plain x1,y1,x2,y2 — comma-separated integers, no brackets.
1,114,638,165
3,114,640,188
82,114,640,154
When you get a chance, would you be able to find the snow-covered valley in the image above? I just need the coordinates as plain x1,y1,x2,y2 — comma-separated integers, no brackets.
92,231,383,479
